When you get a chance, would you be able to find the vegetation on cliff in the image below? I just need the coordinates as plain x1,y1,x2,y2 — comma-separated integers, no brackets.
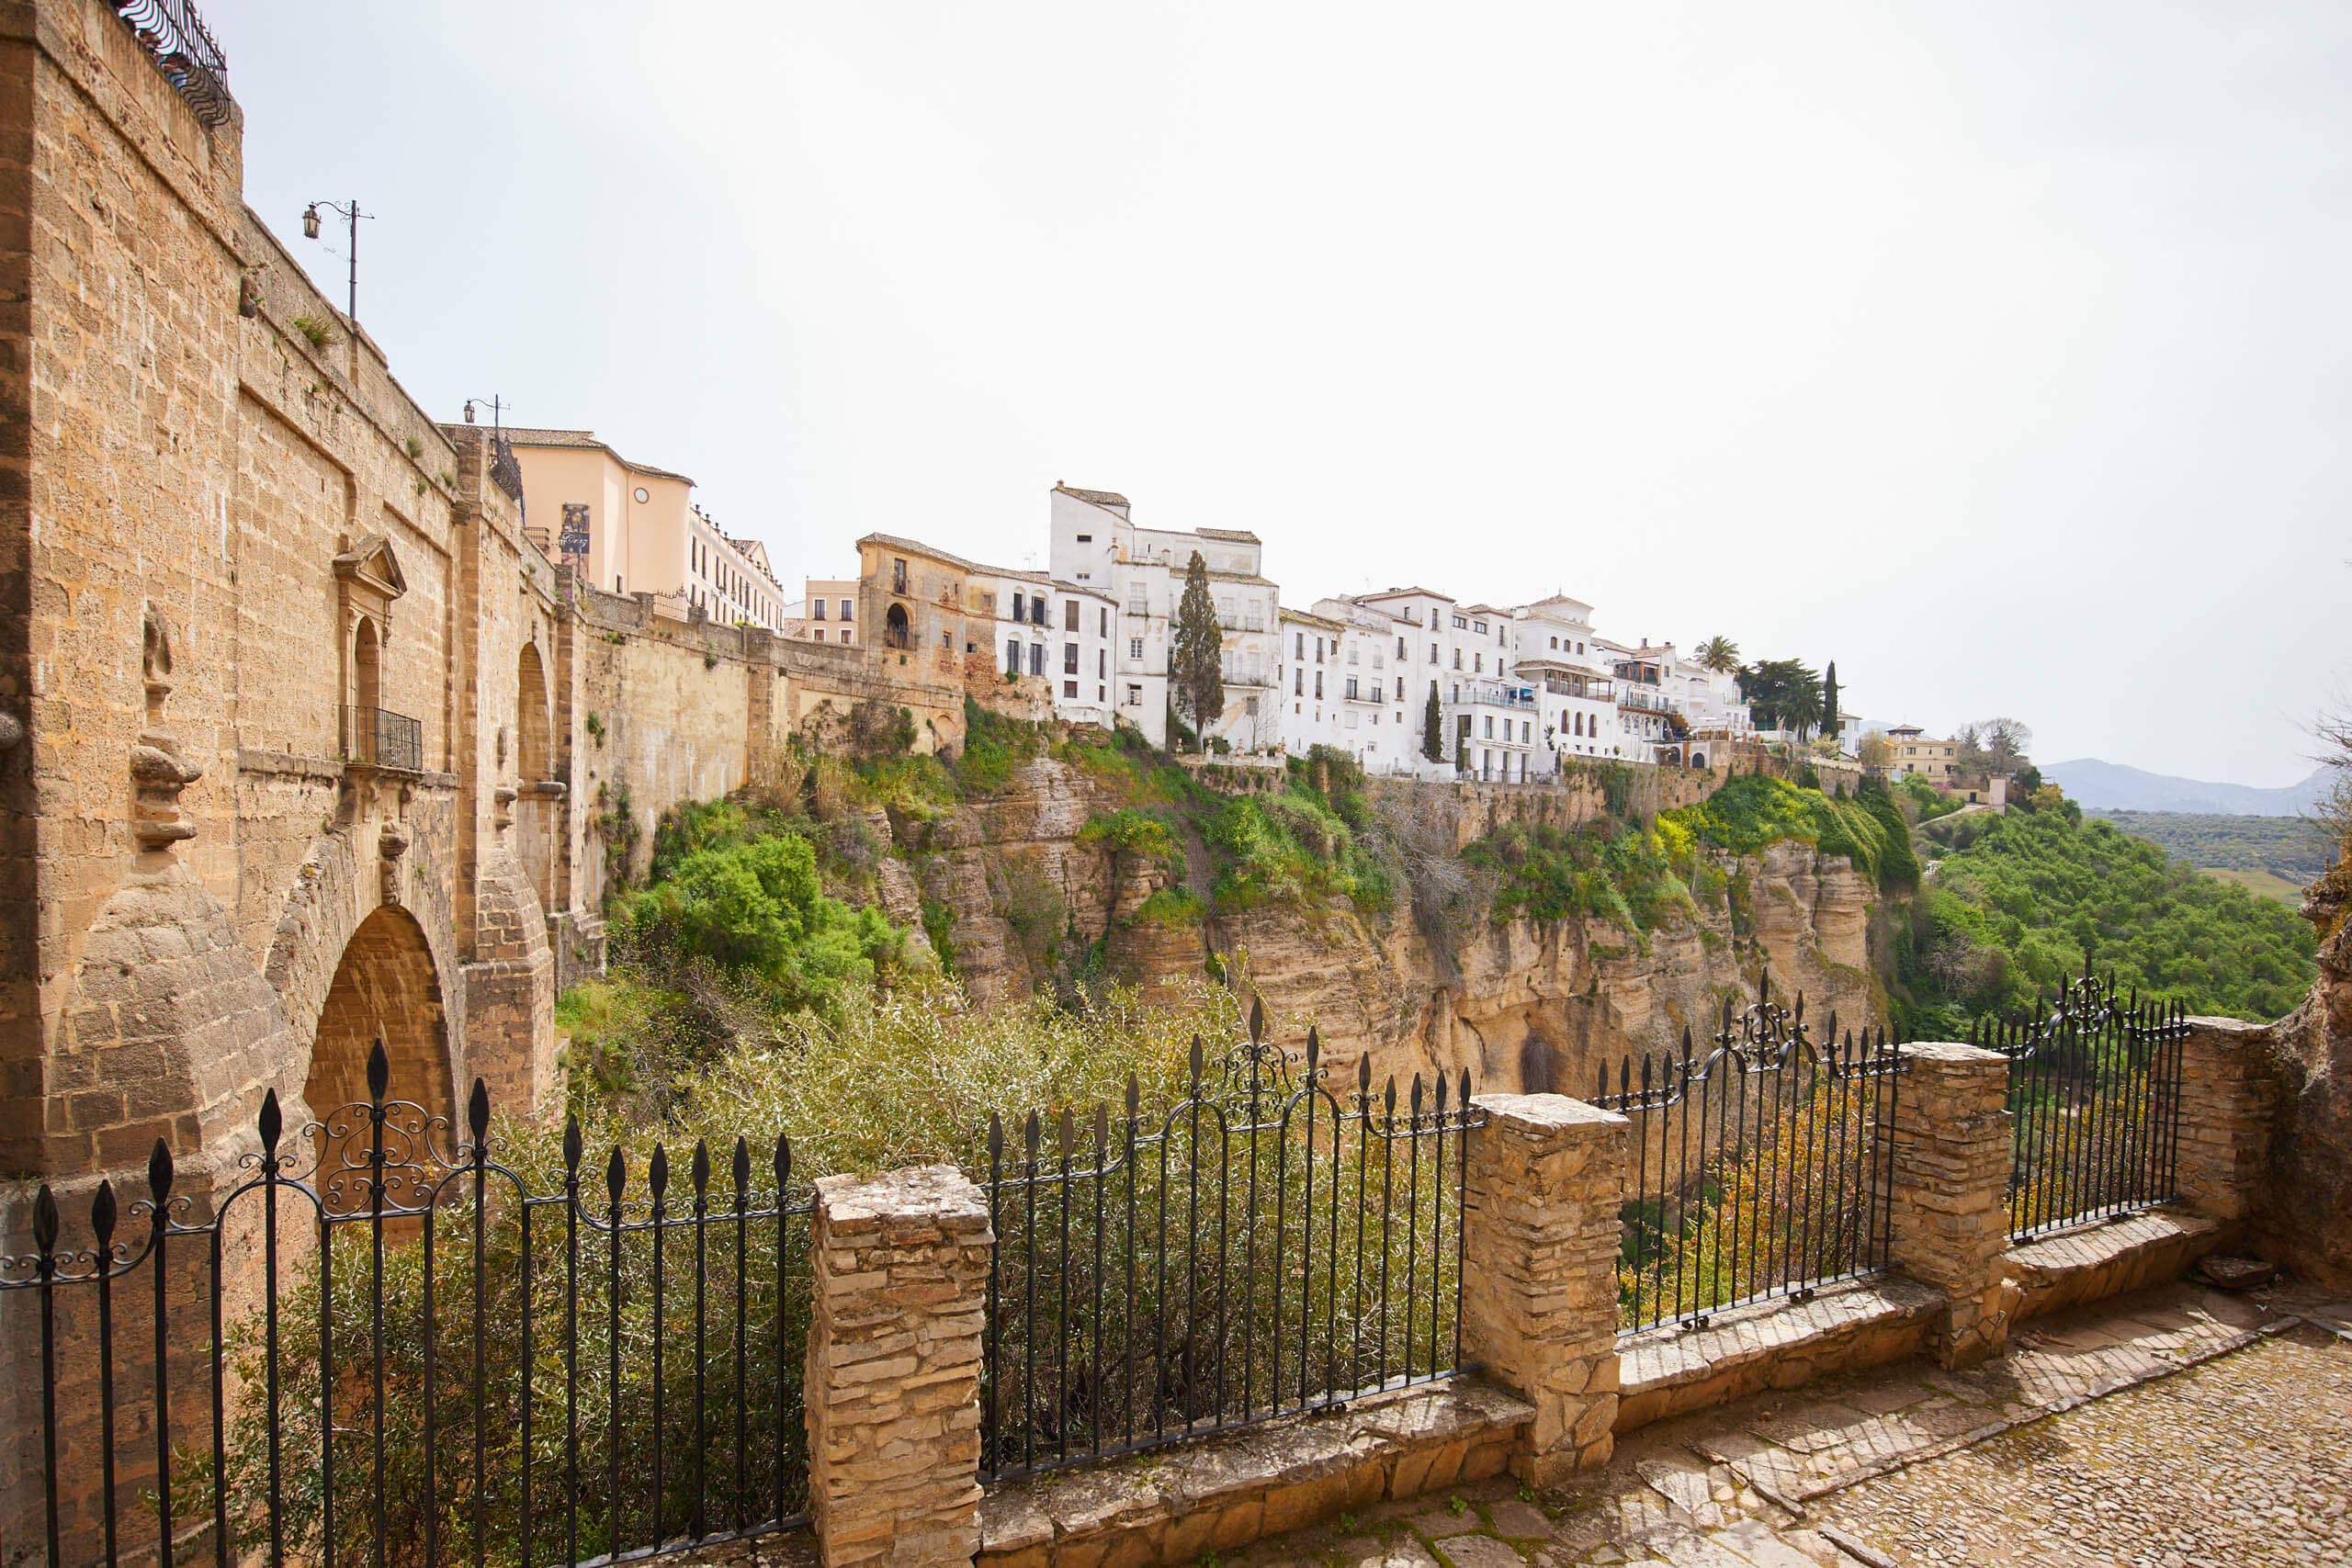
1203,749,1395,914
1892,806,2318,1036
1462,773,1915,949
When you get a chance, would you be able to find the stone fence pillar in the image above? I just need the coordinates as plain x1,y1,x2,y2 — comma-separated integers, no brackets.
1461,1093,1628,1483
2174,1017,2281,1225
1885,1043,2018,1370
805,1166,993,1568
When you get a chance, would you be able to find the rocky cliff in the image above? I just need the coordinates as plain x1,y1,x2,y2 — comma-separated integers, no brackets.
859,757,1885,1097
2260,857,2352,1287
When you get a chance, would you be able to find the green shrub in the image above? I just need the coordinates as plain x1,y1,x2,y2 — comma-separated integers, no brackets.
613,830,899,1014
1891,809,2315,1031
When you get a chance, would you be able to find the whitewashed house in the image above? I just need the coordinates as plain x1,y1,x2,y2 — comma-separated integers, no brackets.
1509,595,1620,771
986,570,1118,728
1048,485,1279,751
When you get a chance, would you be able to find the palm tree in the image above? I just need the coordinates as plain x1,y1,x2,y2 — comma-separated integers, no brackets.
1777,676,1824,741
1697,636,1739,673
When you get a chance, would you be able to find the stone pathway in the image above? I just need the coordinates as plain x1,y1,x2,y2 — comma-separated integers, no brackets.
1215,1278,2352,1568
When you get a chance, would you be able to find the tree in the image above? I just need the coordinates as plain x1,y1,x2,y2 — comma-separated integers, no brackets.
1734,658,1822,737
1422,681,1444,763
1855,728,1893,771
1821,662,1839,741
1697,636,1739,673
1958,716,2031,776
1776,677,1823,741
2316,707,2352,853
1169,550,1223,748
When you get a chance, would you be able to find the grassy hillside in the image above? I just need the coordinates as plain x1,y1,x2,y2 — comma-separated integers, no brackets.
1896,806,2318,1037
2091,808,2337,886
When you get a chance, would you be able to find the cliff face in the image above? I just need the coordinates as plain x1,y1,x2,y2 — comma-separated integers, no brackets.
2260,858,2352,1286
865,757,1885,1093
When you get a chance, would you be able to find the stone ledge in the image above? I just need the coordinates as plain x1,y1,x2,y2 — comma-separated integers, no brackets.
975,1377,1532,1568
1614,1276,1943,1434
2005,1206,2225,1323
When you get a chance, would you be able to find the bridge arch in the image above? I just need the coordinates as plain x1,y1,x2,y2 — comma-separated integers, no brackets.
304,903,455,1136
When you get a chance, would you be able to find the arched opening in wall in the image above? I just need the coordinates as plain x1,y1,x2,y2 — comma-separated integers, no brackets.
1689,750,1707,771
514,638,560,911
304,905,454,1213
515,640,551,782
884,602,911,650
352,615,381,715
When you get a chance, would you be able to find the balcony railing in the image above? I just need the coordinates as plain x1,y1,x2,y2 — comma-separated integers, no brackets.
111,0,232,127
344,705,424,773
1616,686,1680,715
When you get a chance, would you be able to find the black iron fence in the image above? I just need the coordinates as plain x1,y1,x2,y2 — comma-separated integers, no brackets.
1595,981,1905,1335
1,1046,812,1568
1975,968,2188,1239
978,1010,1483,1483
110,0,233,128
345,705,425,773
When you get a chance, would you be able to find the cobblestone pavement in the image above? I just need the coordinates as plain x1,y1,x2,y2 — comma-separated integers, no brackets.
1212,1279,2351,1568
1808,1324,2352,1566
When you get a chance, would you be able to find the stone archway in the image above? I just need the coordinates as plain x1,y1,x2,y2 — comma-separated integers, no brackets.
305,904,454,1141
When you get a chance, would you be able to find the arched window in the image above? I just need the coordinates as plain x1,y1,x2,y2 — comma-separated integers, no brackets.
885,603,912,649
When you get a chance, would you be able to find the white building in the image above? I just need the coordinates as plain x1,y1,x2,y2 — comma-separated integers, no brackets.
1510,595,1622,770
1307,596,1417,771
1344,590,1538,780
1048,485,1279,750
989,570,1117,728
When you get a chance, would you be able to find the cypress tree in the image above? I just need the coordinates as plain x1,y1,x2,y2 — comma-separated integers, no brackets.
1822,661,1840,743
1170,550,1224,747
1422,681,1444,762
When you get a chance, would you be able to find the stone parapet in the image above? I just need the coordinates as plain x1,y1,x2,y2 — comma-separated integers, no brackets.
805,1166,993,1568
1460,1093,1628,1482
2175,1016,2281,1224
1884,1043,2018,1369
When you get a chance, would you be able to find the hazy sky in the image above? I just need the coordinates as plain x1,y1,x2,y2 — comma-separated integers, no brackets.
209,2,2350,784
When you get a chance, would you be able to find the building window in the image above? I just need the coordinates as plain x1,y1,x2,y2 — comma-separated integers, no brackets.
1064,642,1079,674
1245,695,1259,716
1029,643,1046,676
1065,599,1080,632
1099,606,1108,637
892,558,909,594
1129,637,1144,660
1295,632,1306,659
1295,669,1304,695
814,628,825,642
813,599,827,621
1125,683,1141,706
840,599,853,621
1032,598,1048,626
1064,680,1079,698
1475,652,1483,672
1453,649,1463,670
1429,643,1438,664
1314,671,1323,699
1373,681,1384,704
1006,639,1021,676
1098,650,1106,677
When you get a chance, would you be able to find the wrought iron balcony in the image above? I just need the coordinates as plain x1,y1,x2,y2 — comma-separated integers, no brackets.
344,705,424,773
111,1,232,128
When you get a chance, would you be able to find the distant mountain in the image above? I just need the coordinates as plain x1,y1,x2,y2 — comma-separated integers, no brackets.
2045,759,2331,816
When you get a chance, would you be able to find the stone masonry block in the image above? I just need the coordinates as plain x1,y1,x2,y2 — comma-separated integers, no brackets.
1462,1093,1627,1483
806,1165,993,1568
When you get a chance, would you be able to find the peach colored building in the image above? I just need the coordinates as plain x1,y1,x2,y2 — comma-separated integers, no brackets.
506,428,785,629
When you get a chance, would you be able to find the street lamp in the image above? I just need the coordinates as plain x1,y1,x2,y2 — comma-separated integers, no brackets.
300,197,373,321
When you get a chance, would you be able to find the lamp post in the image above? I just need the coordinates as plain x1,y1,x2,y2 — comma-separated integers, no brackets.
300,197,372,321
